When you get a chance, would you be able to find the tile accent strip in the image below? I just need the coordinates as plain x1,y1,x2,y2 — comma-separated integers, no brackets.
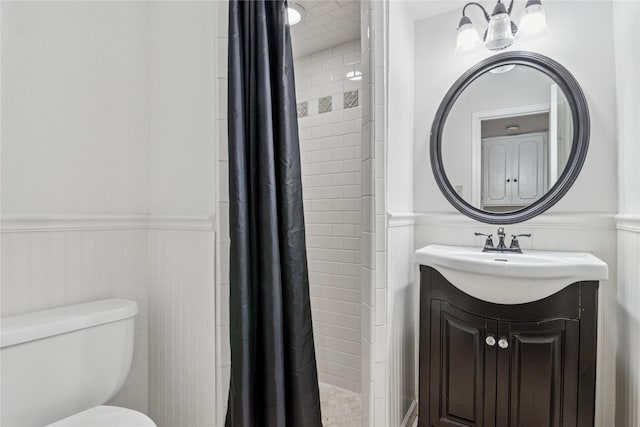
318,96,333,114
344,90,359,108
297,101,308,118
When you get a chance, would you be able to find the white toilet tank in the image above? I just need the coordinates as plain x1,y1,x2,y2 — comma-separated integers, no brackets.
0,299,138,427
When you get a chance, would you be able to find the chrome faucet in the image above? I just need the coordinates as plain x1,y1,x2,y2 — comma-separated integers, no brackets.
475,227,531,253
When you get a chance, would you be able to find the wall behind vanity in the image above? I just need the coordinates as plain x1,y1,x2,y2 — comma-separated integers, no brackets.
387,1,620,425
613,1,640,425
413,1,617,214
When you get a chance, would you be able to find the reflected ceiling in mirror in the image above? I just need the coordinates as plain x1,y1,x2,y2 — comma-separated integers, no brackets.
442,64,573,213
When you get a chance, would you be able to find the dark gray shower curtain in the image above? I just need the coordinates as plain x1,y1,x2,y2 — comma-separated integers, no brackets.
226,1,322,426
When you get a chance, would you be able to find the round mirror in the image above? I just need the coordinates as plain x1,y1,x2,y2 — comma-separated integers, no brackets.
430,52,589,224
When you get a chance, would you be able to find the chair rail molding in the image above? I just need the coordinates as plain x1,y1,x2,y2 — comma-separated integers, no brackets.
387,212,417,228
615,213,640,233
410,212,616,230
1,213,215,232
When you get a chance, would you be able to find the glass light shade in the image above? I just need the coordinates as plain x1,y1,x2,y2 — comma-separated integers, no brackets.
518,3,548,38
456,23,482,55
287,7,302,25
485,12,515,50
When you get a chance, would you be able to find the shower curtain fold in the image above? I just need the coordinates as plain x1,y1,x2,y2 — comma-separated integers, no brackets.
225,1,322,426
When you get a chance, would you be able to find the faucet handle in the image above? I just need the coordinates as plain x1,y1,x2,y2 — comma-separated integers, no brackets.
474,232,494,249
512,233,531,238
510,233,531,250
474,232,493,237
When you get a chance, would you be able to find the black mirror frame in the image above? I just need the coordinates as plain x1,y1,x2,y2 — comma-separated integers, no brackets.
430,51,590,224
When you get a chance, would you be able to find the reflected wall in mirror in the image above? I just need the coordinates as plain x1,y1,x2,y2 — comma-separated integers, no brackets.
442,64,573,213
430,51,590,224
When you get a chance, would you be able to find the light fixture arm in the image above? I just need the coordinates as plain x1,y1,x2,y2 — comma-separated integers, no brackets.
462,2,491,22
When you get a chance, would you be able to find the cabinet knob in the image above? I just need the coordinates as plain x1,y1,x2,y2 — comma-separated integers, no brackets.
498,338,509,349
485,336,496,346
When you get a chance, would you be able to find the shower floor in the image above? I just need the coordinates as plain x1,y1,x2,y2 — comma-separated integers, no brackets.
319,382,361,427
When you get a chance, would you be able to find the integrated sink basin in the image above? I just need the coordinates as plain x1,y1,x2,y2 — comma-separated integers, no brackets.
415,244,608,304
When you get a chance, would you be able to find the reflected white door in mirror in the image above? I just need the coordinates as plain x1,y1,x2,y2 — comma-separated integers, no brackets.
443,65,572,214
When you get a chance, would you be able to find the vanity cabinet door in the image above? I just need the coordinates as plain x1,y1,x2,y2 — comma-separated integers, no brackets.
495,319,580,427
429,301,497,427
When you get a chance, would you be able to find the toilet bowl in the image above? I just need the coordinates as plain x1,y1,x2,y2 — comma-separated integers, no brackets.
48,405,155,427
0,299,157,427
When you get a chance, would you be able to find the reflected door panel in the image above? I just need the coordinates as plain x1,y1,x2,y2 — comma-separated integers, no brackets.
513,134,547,204
483,143,509,204
481,133,547,211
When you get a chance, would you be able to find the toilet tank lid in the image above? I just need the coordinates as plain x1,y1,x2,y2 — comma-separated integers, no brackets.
0,299,138,349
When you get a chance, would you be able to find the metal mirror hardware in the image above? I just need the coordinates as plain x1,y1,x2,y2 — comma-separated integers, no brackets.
430,51,590,224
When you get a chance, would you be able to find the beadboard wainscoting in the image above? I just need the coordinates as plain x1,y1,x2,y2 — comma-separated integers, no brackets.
400,211,617,427
147,226,216,427
1,214,217,426
1,215,150,414
387,219,418,427
616,214,640,427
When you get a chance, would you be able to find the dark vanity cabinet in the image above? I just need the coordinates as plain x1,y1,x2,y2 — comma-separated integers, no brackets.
419,266,599,427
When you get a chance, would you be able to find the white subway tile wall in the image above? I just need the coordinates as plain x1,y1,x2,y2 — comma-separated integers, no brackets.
295,39,363,393
214,2,231,425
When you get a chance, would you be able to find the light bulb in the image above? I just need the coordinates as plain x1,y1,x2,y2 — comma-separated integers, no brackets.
518,2,548,38
287,7,302,25
455,17,482,55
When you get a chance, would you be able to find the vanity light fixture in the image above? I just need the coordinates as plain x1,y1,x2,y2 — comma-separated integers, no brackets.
456,0,548,55
287,3,306,26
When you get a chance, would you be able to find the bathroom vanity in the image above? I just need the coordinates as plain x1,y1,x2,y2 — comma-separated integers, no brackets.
421,50,608,426
415,244,608,427
418,265,597,427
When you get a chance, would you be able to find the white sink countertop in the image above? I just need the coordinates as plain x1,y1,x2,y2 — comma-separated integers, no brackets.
415,244,608,304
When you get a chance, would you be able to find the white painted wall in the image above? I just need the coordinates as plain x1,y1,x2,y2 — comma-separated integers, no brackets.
388,0,414,214
1,1,151,414
1,2,219,426
1,1,149,215
413,1,618,214
388,2,418,426
146,3,218,427
614,0,640,216
613,1,640,425
295,40,363,393
148,2,216,216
